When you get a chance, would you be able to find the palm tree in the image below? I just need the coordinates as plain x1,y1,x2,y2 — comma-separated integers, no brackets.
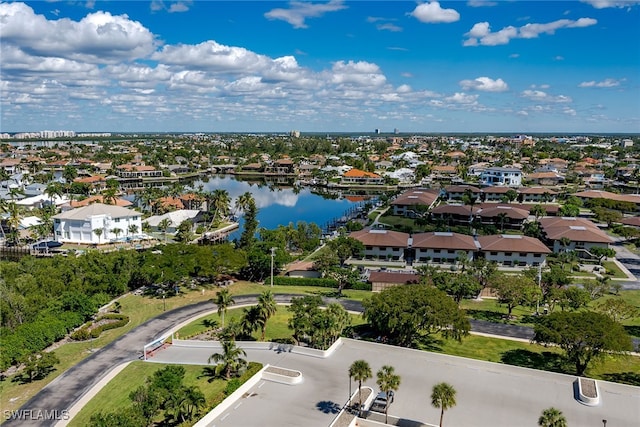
240,305,264,338
538,407,567,427
496,212,508,232
158,218,171,242
209,189,230,228
45,182,64,205
376,365,401,424
102,187,118,205
348,359,372,413
215,288,235,328
171,385,206,423
93,227,104,244
431,382,457,427
257,290,277,341
111,227,122,242
207,338,247,379
128,223,139,239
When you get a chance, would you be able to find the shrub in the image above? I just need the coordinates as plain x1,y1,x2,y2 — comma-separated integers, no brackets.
272,276,338,288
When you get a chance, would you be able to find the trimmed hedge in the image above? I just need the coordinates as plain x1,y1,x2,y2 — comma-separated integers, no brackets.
272,276,338,288
70,314,130,341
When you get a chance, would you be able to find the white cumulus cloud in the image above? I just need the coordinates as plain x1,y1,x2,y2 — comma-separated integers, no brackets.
459,77,509,92
464,17,597,46
410,1,460,24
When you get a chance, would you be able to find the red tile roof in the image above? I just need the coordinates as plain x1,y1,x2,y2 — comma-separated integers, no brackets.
349,229,409,247
411,232,477,250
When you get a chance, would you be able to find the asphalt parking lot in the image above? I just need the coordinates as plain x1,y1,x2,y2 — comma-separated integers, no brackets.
149,338,640,427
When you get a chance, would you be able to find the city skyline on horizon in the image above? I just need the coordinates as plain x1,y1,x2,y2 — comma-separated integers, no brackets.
1,1,639,134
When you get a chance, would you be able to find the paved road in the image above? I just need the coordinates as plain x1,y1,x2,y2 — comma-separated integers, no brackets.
5,293,637,426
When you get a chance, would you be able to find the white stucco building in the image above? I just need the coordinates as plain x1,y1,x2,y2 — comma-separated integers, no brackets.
480,167,522,187
53,203,142,244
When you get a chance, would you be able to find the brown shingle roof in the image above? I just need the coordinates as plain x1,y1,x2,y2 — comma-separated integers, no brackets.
349,229,409,247
477,205,530,220
539,217,613,243
477,235,551,254
411,232,477,250
368,272,420,284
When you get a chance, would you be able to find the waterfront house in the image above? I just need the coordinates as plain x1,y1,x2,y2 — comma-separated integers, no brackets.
390,189,439,217
349,229,409,261
53,203,142,244
341,168,384,185
116,164,163,179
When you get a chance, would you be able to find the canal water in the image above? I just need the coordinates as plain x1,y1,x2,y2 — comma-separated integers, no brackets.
189,176,379,237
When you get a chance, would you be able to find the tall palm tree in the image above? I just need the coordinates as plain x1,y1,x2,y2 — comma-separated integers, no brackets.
111,227,123,242
431,382,457,427
207,338,247,379
158,218,171,242
102,187,118,205
348,359,372,413
45,182,64,205
538,407,567,427
209,189,230,228
257,290,277,341
128,223,139,239
93,227,104,244
215,288,235,328
240,305,265,338
376,365,401,424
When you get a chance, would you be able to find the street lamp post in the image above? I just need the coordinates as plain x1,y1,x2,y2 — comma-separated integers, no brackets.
270,247,276,287
163,293,166,312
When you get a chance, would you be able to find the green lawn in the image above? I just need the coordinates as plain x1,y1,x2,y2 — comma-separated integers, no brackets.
602,260,629,278
68,361,260,427
177,306,367,341
430,333,640,385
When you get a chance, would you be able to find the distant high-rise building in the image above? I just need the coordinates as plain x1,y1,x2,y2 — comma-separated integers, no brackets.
289,130,300,138
374,128,381,134
394,128,399,134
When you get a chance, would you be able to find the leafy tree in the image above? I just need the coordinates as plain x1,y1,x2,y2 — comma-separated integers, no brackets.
557,286,591,311
326,266,360,296
492,273,541,318
214,288,235,328
431,382,457,427
538,407,567,427
327,236,364,266
174,220,194,243
20,351,59,382
111,227,123,241
376,365,401,424
362,284,470,347
530,204,546,221
434,272,482,305
348,359,372,413
207,338,248,379
90,407,146,427
595,298,639,322
533,311,633,375
589,247,616,264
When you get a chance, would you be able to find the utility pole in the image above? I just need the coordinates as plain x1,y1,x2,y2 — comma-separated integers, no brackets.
270,247,276,287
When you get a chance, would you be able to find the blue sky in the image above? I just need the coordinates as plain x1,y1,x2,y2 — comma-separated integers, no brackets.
1,1,639,133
